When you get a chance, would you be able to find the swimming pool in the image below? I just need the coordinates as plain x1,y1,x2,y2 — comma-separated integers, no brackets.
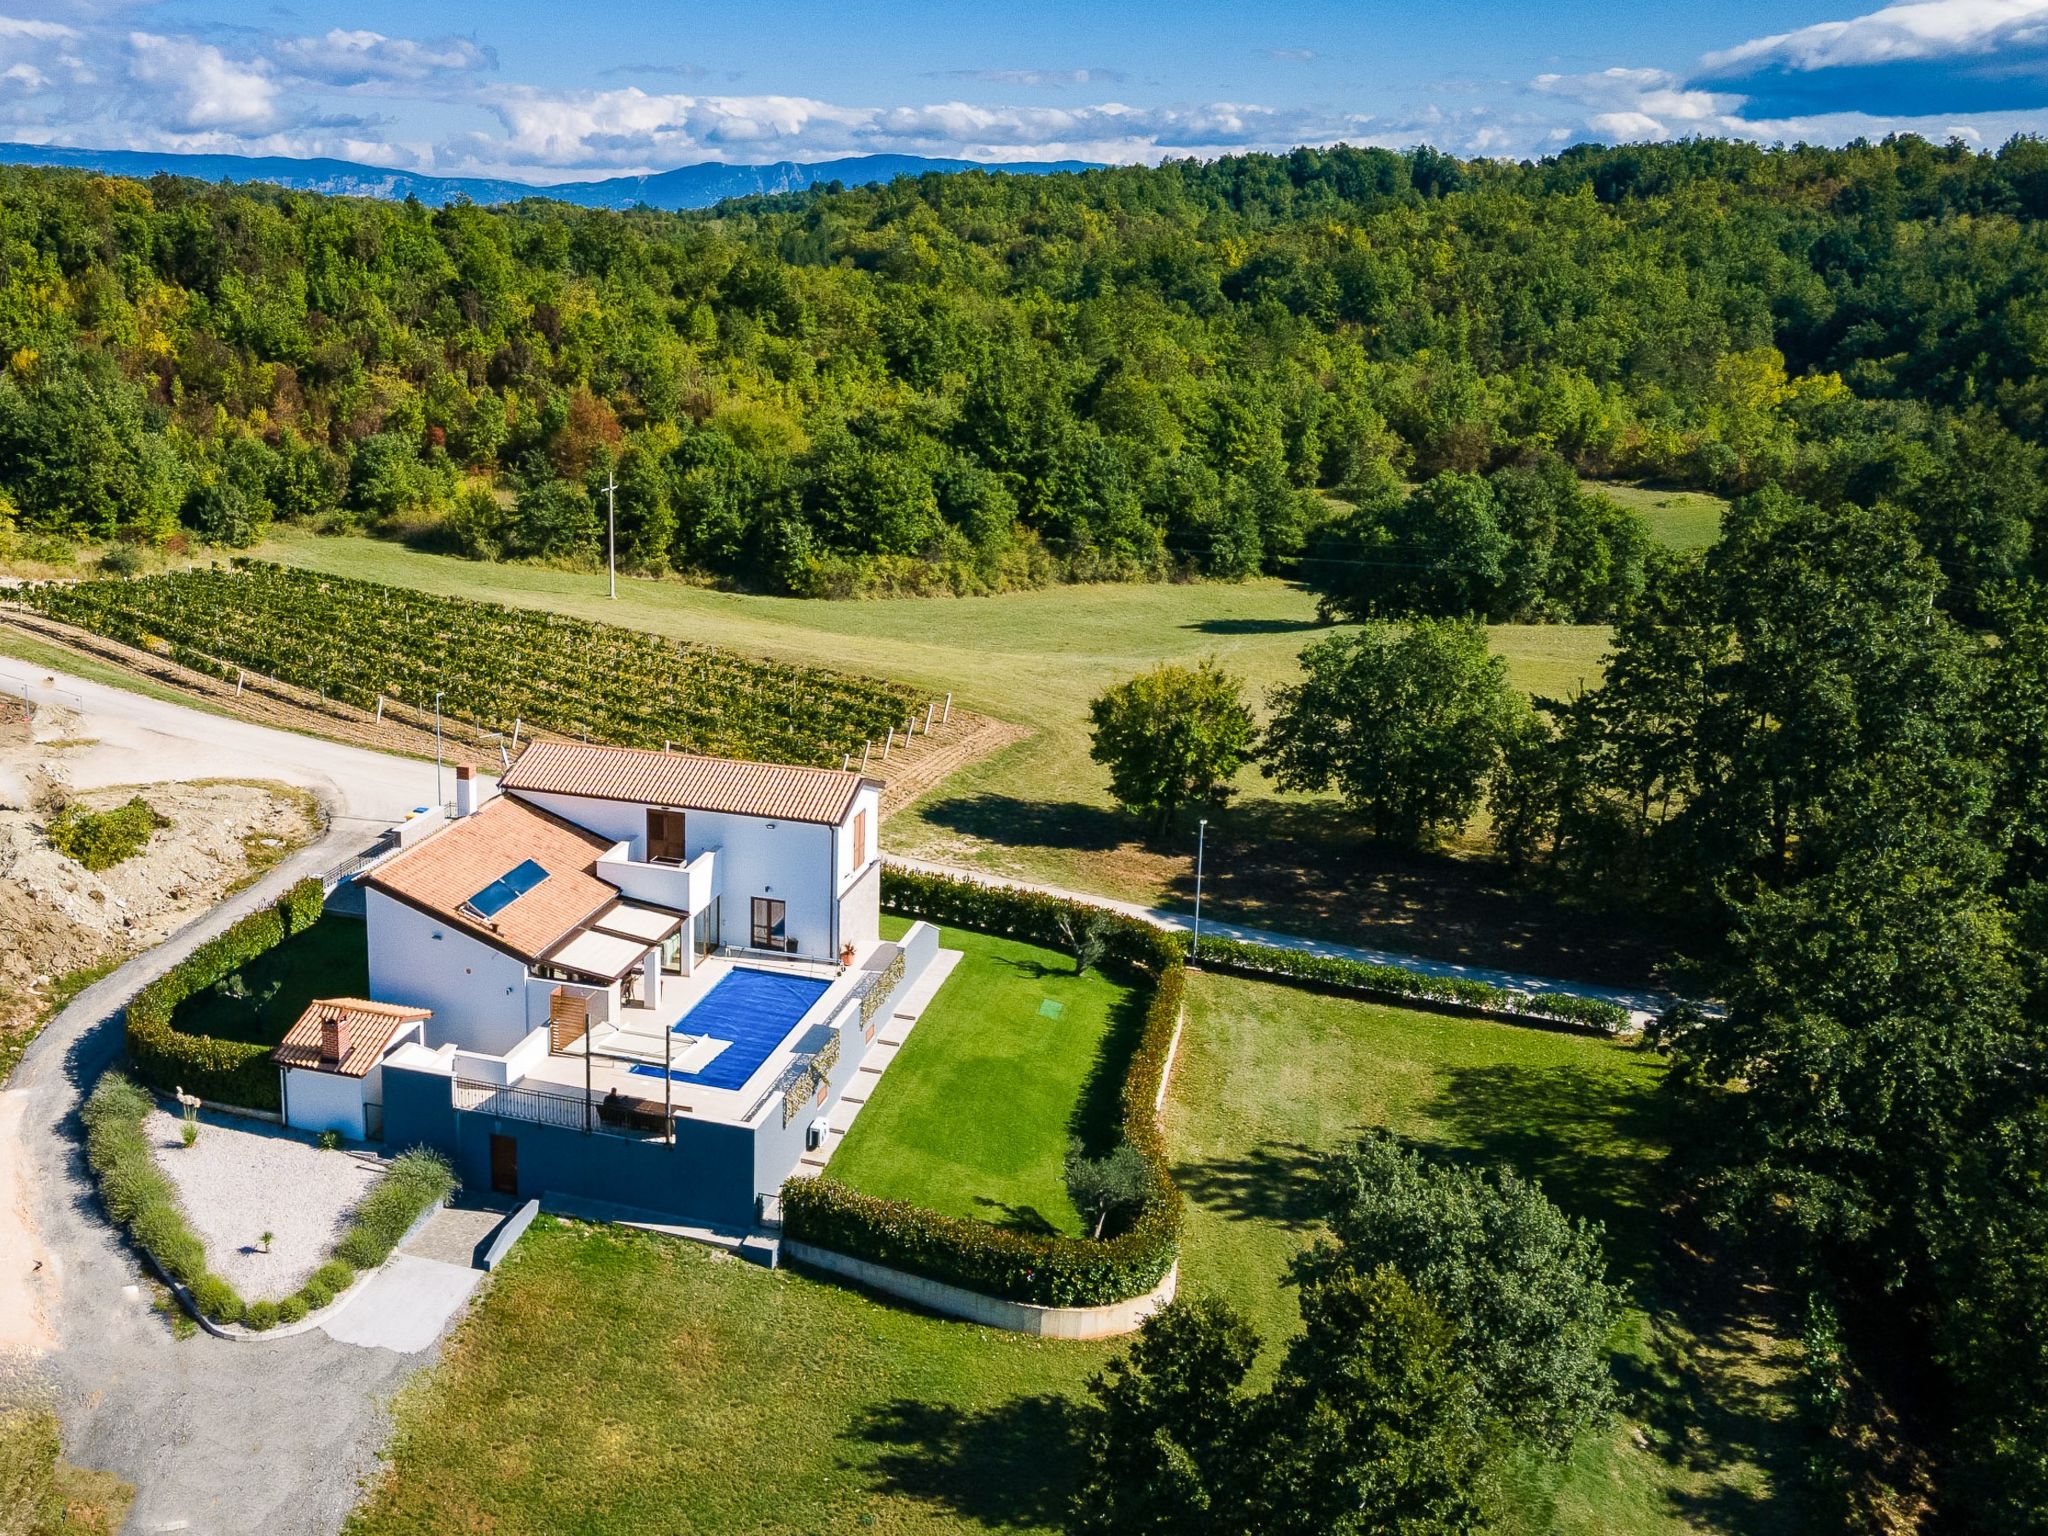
629,966,832,1092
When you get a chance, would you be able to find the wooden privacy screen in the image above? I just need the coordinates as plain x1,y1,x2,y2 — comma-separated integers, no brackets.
549,987,590,1053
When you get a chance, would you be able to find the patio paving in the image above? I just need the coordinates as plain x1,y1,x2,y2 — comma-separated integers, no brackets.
146,1104,382,1297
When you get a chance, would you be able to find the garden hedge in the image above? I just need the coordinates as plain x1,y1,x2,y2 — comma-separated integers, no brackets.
82,1071,453,1329
1190,934,1637,1035
124,876,326,1111
786,867,1631,1308
783,868,1186,1307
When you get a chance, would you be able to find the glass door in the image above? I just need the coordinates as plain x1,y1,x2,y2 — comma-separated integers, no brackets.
750,897,788,952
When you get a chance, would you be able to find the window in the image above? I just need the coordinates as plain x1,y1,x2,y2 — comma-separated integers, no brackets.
852,809,867,869
751,897,790,952
694,895,720,958
646,808,687,863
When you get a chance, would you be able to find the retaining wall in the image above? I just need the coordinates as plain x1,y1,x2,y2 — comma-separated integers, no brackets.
784,1242,1178,1339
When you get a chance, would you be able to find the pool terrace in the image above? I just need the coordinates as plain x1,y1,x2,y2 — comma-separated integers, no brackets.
499,945,889,1128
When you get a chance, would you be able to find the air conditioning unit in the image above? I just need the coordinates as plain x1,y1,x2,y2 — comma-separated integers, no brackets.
806,1115,831,1151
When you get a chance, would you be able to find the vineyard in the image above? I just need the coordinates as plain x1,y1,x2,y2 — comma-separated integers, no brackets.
18,563,926,766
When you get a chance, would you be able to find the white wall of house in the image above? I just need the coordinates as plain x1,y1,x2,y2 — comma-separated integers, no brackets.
513,789,844,959
282,1066,371,1140
365,887,529,1055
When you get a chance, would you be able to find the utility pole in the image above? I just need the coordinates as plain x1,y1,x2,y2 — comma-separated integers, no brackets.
1192,818,1208,960
434,689,444,809
604,467,618,600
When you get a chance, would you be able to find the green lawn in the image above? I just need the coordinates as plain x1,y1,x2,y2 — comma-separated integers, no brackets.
172,914,368,1046
1590,482,1728,550
1169,971,1800,1535
344,965,1794,1536
345,1217,1115,1536
256,531,1653,981
828,919,1143,1235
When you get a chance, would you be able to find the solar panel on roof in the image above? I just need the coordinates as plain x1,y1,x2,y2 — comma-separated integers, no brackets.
462,858,549,919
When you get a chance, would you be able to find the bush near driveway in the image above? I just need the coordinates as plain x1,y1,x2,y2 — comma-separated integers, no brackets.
81,1071,453,1329
46,795,169,871
123,876,324,1111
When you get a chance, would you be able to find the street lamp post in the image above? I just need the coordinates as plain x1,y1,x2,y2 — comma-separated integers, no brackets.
604,469,618,600
433,689,444,810
1192,817,1208,960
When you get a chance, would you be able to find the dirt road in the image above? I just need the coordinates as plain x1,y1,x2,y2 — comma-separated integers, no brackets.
0,659,452,1535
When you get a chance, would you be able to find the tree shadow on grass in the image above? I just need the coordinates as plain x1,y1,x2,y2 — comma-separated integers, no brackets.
1173,1140,1328,1229
1178,616,1326,636
1419,1060,1667,1289
969,1196,1059,1236
1065,986,1151,1154
849,1394,1088,1530
992,954,1070,983
918,794,1136,855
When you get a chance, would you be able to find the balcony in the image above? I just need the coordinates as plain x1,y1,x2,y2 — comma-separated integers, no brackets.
596,843,716,922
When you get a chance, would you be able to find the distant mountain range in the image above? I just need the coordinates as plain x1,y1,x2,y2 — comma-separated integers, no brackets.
0,144,1099,211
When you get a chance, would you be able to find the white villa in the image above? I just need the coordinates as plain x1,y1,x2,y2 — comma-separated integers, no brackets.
274,740,938,1226
361,741,883,1058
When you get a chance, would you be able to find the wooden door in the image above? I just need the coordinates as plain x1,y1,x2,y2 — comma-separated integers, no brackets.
489,1133,518,1197
646,808,687,863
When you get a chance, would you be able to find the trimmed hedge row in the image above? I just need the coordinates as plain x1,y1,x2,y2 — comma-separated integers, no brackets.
880,865,1186,974
782,869,1186,1307
1191,935,1637,1035
124,876,325,1111
82,1072,454,1330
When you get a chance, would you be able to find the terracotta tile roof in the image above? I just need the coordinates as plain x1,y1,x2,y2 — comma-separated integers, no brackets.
273,998,430,1078
362,795,619,961
502,740,875,826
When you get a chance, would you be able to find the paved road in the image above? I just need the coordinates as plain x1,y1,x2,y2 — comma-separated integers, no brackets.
886,854,1674,1017
0,658,460,1535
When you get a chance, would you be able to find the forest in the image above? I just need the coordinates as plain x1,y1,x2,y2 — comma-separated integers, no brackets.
7,134,2048,1530
0,135,2043,602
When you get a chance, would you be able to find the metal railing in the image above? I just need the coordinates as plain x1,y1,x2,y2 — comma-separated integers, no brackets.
452,1076,672,1141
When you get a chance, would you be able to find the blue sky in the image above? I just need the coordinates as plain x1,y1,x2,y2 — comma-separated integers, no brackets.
0,0,2044,178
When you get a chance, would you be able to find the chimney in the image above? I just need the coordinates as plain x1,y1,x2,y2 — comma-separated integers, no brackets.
320,1010,348,1067
455,764,476,819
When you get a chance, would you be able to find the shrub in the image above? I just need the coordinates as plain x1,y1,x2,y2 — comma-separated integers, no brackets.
242,1299,279,1331
1191,933,1635,1035
123,876,325,1110
881,866,1184,975
47,795,169,871
787,880,1186,1307
276,1294,308,1326
310,1258,355,1295
188,1274,242,1324
334,1149,454,1269
81,1073,245,1324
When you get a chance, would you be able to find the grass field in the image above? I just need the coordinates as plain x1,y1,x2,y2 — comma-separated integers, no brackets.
828,920,1143,1235
172,915,368,1047
254,531,1659,982
346,967,1792,1536
0,1405,131,1536
1169,971,1799,1535
1592,483,1728,550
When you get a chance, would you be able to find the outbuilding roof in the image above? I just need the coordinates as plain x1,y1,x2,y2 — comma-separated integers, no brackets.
273,998,430,1078
501,740,875,826
361,795,619,961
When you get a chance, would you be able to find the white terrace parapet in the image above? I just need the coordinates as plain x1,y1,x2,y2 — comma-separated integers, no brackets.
596,842,717,923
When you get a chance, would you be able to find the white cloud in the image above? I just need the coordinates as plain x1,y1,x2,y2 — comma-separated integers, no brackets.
1703,0,2048,73
464,85,1393,172
272,29,493,88
125,32,279,133
928,67,1128,88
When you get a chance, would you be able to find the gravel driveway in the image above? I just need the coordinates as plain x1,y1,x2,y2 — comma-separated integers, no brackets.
147,1108,381,1297
0,659,463,1536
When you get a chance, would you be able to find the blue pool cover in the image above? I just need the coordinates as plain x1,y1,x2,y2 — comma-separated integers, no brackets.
629,967,832,1091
